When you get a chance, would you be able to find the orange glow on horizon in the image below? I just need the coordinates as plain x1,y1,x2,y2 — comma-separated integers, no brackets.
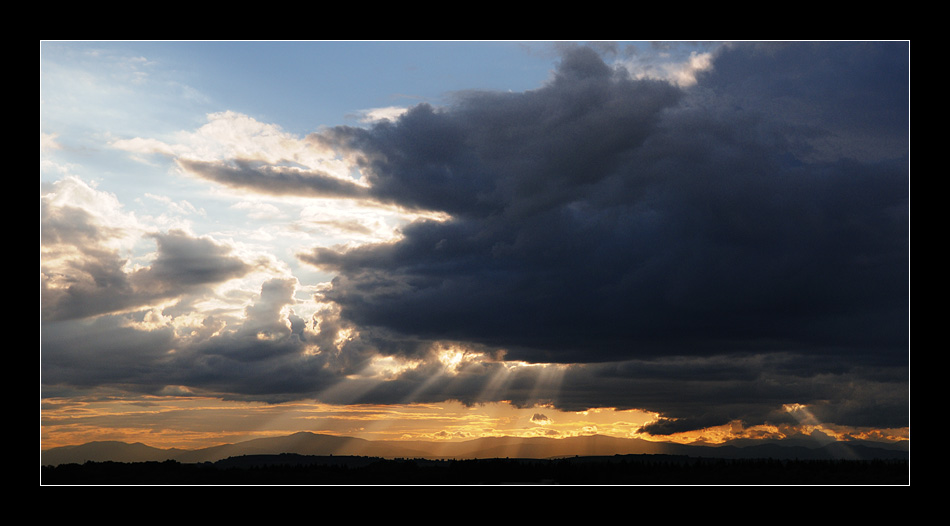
637,420,909,446
40,394,909,452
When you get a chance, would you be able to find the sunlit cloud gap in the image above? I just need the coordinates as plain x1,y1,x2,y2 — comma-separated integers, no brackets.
525,362,568,410
474,360,519,405
323,357,446,446
387,345,467,405
314,374,384,408
783,403,860,460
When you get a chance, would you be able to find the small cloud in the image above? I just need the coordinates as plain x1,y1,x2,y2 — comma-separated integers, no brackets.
433,430,472,440
110,136,176,157
619,49,714,87
146,193,204,216
530,413,551,425
41,132,62,152
356,106,409,123
159,385,195,396
232,200,284,220
807,429,835,443
668,51,714,87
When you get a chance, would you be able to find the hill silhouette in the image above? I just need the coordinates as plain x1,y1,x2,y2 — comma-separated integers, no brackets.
40,441,189,464
41,432,908,467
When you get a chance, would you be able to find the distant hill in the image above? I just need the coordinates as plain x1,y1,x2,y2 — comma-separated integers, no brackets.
171,432,432,463
40,441,188,465
40,432,909,467
403,434,674,459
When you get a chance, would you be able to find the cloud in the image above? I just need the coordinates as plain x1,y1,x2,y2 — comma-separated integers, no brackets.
145,193,204,216
41,177,257,322
42,314,178,390
138,231,254,289
41,228,255,322
41,277,337,400
42,43,909,436
355,106,410,123
617,43,715,87
693,42,910,164
112,110,353,181
41,132,62,151
110,136,177,157
531,413,551,425
294,43,908,432
300,43,908,368
177,159,371,200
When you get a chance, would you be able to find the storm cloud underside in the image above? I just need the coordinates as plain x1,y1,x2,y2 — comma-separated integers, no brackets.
303,44,908,364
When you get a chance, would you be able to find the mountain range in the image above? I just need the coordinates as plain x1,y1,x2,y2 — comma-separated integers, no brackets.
40,432,909,467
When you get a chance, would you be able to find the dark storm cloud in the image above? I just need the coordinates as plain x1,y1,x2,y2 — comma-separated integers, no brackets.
572,354,909,431
302,43,909,367
694,42,910,163
308,47,683,219
308,349,907,432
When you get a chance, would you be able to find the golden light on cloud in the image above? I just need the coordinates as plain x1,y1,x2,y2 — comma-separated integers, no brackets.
360,355,423,380
112,111,357,182
334,327,356,350
40,388,908,455
125,307,174,331
436,344,485,375
783,402,820,425
41,391,660,451
639,412,910,447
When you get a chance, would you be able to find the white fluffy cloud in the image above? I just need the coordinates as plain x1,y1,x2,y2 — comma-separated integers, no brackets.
356,106,410,123
111,111,355,183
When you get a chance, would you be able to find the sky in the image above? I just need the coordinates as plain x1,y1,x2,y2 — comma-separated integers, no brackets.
40,41,910,451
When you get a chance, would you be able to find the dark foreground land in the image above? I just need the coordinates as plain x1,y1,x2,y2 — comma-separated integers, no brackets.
41,454,909,485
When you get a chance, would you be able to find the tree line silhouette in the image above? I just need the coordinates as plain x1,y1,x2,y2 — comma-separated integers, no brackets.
41,453,909,485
